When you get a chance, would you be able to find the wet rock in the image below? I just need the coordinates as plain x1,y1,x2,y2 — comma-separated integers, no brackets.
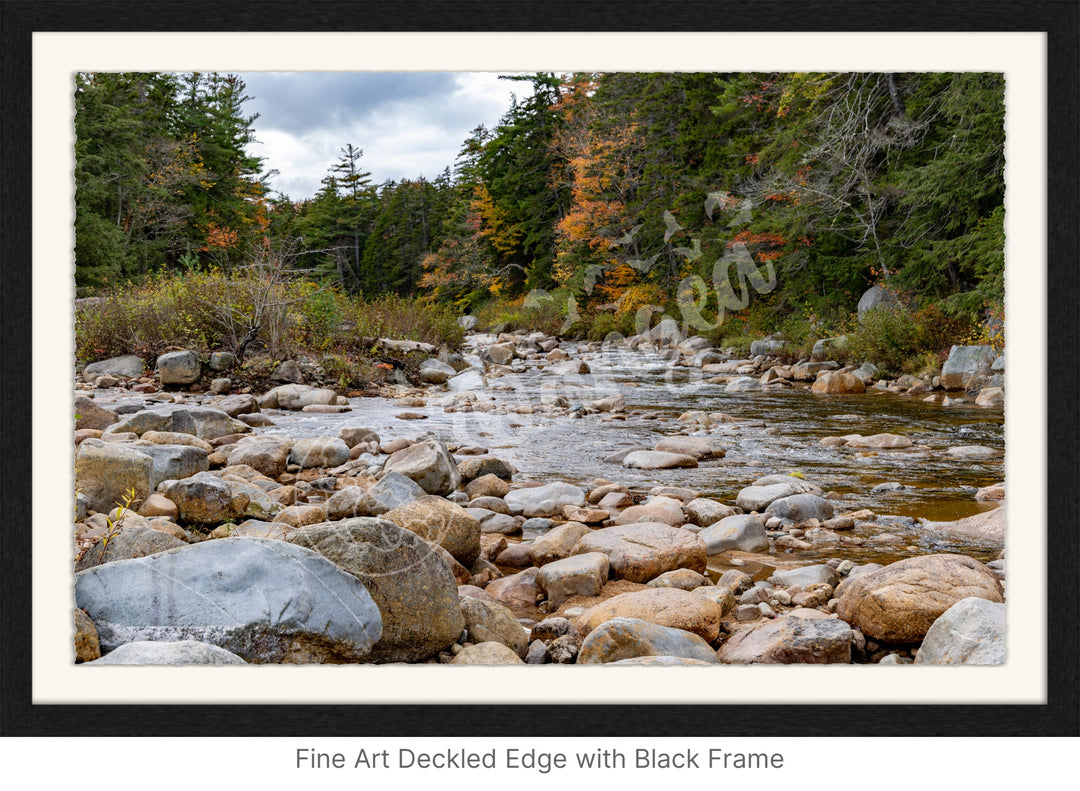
976,387,1005,407
381,440,461,496
288,518,464,663
698,514,768,554
90,640,247,665
75,537,382,663
923,507,1004,549
718,615,853,664
572,523,707,583
577,617,719,664
844,434,914,449
652,436,726,460
725,376,764,393
459,596,529,657
504,482,586,518
836,554,1004,643
764,493,834,523
446,370,486,392
975,483,1005,502
340,427,380,448
914,597,1006,665
260,384,344,410
947,445,1001,460
621,450,698,470
811,371,866,395
576,588,722,642
538,552,609,608
591,394,626,412
382,495,481,566
735,481,813,512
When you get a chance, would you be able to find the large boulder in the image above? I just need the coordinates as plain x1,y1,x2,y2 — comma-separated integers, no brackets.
914,597,1006,665
764,493,834,523
156,350,201,386
75,440,154,513
287,519,464,663
106,407,250,441
288,436,350,469
446,370,486,392
369,471,428,512
811,371,866,395
735,480,818,512
576,588,722,642
89,640,247,665
381,495,481,566
324,485,386,521
225,436,293,478
418,358,457,384
74,396,119,431
698,514,768,554
610,496,686,527
459,596,529,657
940,345,998,390
836,554,1004,643
75,538,382,663
158,471,249,525
537,552,610,608
572,523,707,583
577,617,719,664
504,482,586,518
457,456,515,482
381,440,461,496
132,443,210,489
684,498,738,527
717,615,853,664
857,284,909,318
82,355,144,383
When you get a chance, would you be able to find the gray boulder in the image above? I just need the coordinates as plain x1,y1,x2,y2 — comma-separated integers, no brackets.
698,514,769,554
940,345,998,390
857,284,909,318
419,358,457,384
381,440,461,496
74,396,119,431
75,537,382,662
75,523,187,571
159,472,249,525
446,370,486,392
764,493,835,523
749,340,784,356
83,355,144,383
914,597,1005,665
504,482,586,517
718,615,853,664
537,552,609,608
369,471,427,512
157,351,201,386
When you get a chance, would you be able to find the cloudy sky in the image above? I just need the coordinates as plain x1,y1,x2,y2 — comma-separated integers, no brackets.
235,72,532,200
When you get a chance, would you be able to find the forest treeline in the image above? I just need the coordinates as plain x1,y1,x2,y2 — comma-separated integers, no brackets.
75,70,1005,347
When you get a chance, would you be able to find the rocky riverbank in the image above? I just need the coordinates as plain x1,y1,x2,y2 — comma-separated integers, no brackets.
73,324,1005,666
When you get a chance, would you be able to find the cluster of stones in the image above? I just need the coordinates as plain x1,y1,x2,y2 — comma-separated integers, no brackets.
74,388,1004,667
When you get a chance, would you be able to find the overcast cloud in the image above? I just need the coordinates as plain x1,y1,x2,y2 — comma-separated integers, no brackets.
236,72,532,200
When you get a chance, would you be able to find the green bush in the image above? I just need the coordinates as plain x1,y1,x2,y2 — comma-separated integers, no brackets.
846,304,975,376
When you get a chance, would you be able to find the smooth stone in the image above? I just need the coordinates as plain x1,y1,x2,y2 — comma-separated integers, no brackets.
459,596,529,657
571,523,707,583
836,554,1004,643
381,440,461,496
538,552,610,608
718,615,853,664
764,493,835,523
157,350,201,386
698,514,768,554
577,617,719,664
381,495,481,566
485,567,544,610
652,436,726,460
914,597,1006,665
450,642,524,664
75,538,382,662
75,523,187,572
621,450,698,469
288,436,350,468
89,640,246,665
504,482,586,518
83,355,145,382
576,588,722,642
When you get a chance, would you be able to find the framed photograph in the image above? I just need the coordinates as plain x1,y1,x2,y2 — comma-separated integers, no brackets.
2,0,1076,752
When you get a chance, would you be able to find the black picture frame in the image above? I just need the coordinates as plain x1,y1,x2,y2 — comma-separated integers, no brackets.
1,0,1077,738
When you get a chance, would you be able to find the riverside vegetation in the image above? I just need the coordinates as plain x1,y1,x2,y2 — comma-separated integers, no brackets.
72,70,1006,667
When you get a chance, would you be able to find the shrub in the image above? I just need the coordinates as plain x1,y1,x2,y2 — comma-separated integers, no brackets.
846,304,976,376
